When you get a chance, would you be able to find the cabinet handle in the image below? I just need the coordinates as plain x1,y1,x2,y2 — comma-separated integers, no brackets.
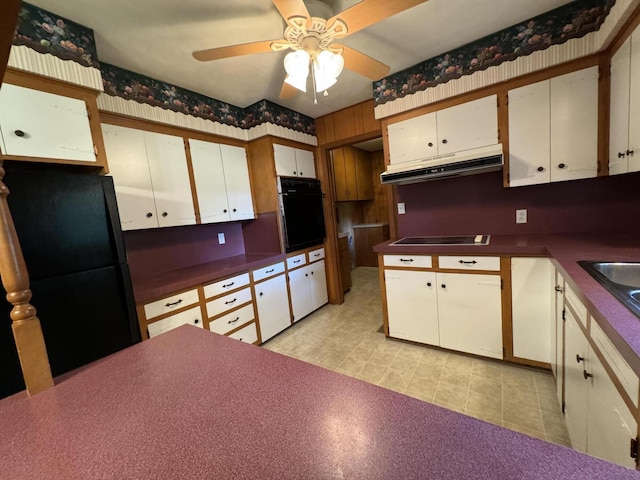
619,152,626,158
311,271,314,275
265,268,275,273
558,163,567,169
305,273,308,277
162,212,168,217
399,258,414,263
441,284,446,289
233,208,237,212
228,317,240,324
224,298,237,305
14,129,25,137
554,285,563,293
299,172,303,176
223,209,228,213
459,260,477,265
239,338,244,342
426,282,432,287
537,166,545,172
628,149,635,157
259,292,263,297
576,354,585,363
165,299,183,307
314,253,320,257
293,259,301,264
583,370,593,380
428,142,433,147
222,282,235,288
442,139,448,144
293,171,297,175
194,319,200,324
146,212,153,218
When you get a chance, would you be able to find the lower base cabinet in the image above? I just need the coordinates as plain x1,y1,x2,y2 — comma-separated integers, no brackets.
255,273,291,342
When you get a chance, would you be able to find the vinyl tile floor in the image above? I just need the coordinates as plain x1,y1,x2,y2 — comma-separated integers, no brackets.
263,266,572,448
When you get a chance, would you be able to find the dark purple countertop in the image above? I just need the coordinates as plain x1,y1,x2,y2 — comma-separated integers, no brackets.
131,252,285,304
1,326,637,479
374,233,640,375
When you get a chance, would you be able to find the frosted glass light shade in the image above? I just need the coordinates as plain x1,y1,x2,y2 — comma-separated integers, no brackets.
284,50,310,92
313,50,344,92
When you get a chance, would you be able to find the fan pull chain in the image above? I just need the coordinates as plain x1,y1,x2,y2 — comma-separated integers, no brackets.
311,60,318,104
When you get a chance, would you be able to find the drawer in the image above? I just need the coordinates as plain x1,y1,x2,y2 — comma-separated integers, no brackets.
591,320,639,407
565,283,588,328
308,247,325,262
209,304,255,335
253,262,285,282
438,256,500,271
203,272,250,299
383,255,432,268
147,306,203,338
206,287,253,318
227,322,259,344
143,288,200,320
287,253,307,270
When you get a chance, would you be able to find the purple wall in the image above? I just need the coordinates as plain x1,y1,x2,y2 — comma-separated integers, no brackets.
242,212,282,254
396,171,640,237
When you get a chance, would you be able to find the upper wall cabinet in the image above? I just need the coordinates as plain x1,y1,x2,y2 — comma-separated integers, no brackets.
189,139,255,223
387,95,498,165
0,84,96,163
509,66,598,187
332,146,373,201
273,144,316,178
609,26,640,176
102,124,196,230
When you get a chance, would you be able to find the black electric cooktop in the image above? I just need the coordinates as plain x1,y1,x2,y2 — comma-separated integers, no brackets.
390,235,490,246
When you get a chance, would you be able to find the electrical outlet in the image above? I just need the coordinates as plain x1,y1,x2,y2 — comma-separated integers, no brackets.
516,209,527,224
397,202,406,215
218,232,226,244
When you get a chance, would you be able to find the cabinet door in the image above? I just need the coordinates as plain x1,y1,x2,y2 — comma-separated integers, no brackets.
550,67,598,182
609,37,631,175
629,27,640,174
0,84,96,162
332,147,352,201
437,272,502,359
385,269,439,346
563,308,589,453
288,266,313,322
273,144,297,176
101,124,158,230
511,257,553,363
309,260,328,310
387,112,437,164
587,348,638,468
354,148,373,200
295,148,316,178
508,81,551,186
436,95,498,155
189,139,230,223
221,144,255,221
145,131,196,228
255,274,291,342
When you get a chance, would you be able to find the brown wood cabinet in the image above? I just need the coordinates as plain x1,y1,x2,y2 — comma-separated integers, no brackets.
353,223,390,267
338,235,351,291
332,146,373,201
315,99,381,146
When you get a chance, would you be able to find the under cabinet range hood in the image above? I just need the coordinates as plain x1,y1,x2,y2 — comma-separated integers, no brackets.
380,144,504,185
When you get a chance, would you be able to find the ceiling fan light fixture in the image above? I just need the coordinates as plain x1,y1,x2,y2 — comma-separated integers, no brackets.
313,50,343,92
284,50,310,92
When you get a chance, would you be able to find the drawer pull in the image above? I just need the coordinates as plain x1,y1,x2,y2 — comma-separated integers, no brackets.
314,253,320,257
265,268,275,273
555,285,563,293
459,260,477,265
583,370,593,380
576,354,585,363
194,319,200,324
222,282,235,288
14,129,25,137
165,299,183,307
400,258,414,263
426,282,432,287
228,317,240,324
293,259,301,264
225,298,237,305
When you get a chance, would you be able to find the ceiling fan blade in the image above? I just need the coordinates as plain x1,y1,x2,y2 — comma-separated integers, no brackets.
279,80,299,99
329,0,429,37
272,0,309,22
334,44,390,80
193,40,279,62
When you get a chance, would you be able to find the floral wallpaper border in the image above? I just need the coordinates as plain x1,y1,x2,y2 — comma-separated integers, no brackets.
373,0,616,106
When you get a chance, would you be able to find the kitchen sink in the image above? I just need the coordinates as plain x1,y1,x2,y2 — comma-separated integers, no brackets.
578,261,640,318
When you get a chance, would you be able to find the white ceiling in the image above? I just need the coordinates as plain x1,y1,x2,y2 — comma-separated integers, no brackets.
27,0,574,118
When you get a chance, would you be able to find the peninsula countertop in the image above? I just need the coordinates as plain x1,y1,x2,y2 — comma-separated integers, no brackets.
1,326,637,479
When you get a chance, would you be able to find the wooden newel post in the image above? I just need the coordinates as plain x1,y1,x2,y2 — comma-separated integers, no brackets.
0,161,53,395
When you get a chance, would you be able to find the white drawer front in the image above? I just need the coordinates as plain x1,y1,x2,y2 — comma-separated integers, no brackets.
287,254,307,270
253,262,285,282
147,306,203,338
565,283,588,328
143,288,200,320
203,272,250,299
206,287,253,319
438,256,500,271
308,247,325,262
591,321,639,407
209,304,255,335
383,255,432,268
227,322,259,344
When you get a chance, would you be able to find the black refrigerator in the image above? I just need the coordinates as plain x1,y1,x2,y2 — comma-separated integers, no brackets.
0,162,140,399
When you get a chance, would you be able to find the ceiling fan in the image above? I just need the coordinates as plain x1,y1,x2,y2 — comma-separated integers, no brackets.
192,0,428,102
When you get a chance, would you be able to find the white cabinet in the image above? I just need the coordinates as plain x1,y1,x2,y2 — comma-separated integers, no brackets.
387,95,498,164
437,272,503,360
385,269,439,346
288,259,328,322
273,144,316,178
146,306,203,338
511,257,554,363
189,139,254,223
309,259,328,311
0,84,96,162
508,67,598,187
102,124,195,230
609,26,640,175
255,273,291,342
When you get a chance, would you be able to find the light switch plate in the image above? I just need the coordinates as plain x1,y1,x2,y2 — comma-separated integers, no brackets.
516,209,527,224
218,233,226,244
398,202,406,215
